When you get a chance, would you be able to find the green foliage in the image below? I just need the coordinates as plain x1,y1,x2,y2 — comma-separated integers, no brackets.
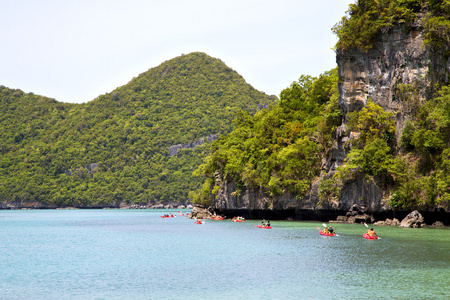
423,0,450,48
390,84,450,209
194,68,341,199
189,177,213,206
336,101,408,193
351,139,394,176
333,0,450,51
318,176,341,204
400,121,415,150
346,99,396,148
424,14,450,49
395,83,421,115
0,52,276,206
333,0,423,51
406,85,450,154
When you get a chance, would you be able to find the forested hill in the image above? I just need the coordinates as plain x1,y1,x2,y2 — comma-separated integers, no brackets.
0,52,277,208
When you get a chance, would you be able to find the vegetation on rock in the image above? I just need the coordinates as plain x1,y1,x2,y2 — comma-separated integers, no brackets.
191,69,341,205
333,0,450,51
193,0,450,212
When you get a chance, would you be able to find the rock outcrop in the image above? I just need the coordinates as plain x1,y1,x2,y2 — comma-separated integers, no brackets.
399,210,425,228
374,218,400,226
334,204,374,224
322,15,449,210
337,18,434,128
169,134,219,156
189,205,214,219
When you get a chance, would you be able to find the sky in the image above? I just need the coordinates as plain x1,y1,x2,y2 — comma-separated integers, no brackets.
1,0,354,103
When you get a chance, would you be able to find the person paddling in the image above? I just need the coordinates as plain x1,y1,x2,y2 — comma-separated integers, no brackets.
367,227,377,237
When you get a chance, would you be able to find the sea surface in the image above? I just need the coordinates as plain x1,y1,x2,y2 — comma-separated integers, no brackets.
0,209,449,300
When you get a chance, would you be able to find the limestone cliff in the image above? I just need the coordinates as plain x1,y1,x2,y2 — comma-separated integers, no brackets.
325,16,449,211
336,16,449,142
212,15,450,218
213,171,306,211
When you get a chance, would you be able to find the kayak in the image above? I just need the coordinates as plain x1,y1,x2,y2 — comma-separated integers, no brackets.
319,230,336,236
194,220,203,224
363,233,378,240
232,219,243,222
160,216,170,218
258,225,272,229
210,216,224,220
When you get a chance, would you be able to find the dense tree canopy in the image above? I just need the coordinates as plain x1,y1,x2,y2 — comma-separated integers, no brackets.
191,69,341,205
0,52,276,207
333,0,450,51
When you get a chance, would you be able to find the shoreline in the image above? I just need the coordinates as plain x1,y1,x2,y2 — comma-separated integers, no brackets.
2,204,448,226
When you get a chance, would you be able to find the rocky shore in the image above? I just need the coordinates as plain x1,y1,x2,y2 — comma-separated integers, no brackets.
192,204,448,227
329,204,448,228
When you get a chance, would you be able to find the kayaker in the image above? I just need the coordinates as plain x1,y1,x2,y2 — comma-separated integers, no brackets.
267,221,270,227
327,226,334,234
367,228,377,237
262,219,266,226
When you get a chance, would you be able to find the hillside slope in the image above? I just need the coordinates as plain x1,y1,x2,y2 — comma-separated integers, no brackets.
0,52,277,208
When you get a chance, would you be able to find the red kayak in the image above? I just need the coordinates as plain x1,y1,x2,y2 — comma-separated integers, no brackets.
363,233,378,240
258,225,272,229
194,220,203,224
319,230,336,236
160,216,170,218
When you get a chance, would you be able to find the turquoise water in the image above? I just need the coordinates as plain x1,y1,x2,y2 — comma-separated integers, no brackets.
0,209,449,300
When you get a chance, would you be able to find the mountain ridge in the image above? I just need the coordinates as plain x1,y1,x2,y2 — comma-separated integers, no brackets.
0,52,277,208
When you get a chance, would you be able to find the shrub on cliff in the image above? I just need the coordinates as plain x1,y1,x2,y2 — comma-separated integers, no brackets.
333,0,450,51
192,68,341,202
333,101,406,189
393,85,450,209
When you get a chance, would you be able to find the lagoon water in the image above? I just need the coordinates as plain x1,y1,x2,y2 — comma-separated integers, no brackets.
0,209,449,300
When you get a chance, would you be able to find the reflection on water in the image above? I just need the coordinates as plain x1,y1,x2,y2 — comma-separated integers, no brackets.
0,210,448,299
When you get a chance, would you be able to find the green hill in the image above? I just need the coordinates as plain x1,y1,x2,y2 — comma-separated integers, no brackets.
0,52,277,208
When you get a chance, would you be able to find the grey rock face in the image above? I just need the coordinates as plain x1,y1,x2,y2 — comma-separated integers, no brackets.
399,210,425,228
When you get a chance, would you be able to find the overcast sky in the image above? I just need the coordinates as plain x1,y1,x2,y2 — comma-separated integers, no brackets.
1,0,354,103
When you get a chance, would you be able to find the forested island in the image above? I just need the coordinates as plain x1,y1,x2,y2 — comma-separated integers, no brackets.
1,1,449,225
0,52,276,208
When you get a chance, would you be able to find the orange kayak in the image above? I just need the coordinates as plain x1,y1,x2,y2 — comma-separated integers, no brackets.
258,225,272,229
363,233,378,239
319,230,336,236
